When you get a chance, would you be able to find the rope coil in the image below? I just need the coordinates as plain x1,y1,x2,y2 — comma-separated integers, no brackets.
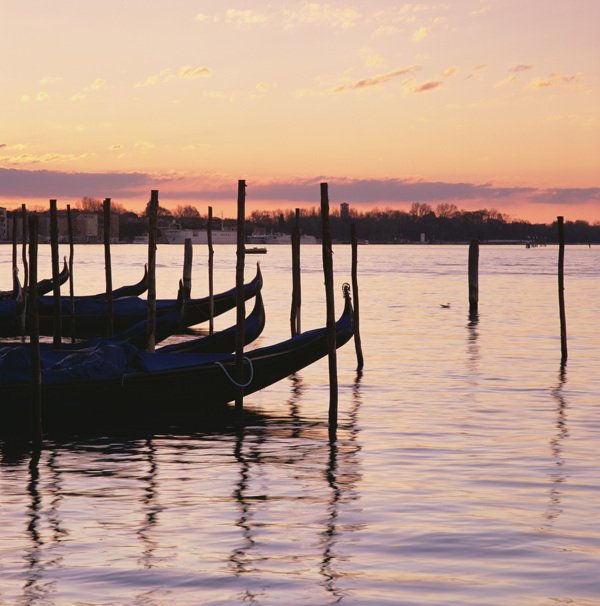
215,357,254,387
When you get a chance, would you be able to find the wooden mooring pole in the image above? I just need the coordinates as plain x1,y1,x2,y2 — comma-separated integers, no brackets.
21,204,29,299
468,238,479,317
235,181,247,426
11,211,18,290
20,205,29,335
557,216,568,363
50,200,62,349
146,190,158,352
67,204,75,342
28,215,43,451
207,206,214,334
183,237,193,298
320,183,338,439
351,224,364,371
290,208,301,337
103,198,114,336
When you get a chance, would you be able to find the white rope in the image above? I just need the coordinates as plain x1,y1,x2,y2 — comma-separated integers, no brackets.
215,356,254,387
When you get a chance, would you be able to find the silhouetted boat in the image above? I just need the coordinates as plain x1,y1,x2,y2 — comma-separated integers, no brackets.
0,285,353,434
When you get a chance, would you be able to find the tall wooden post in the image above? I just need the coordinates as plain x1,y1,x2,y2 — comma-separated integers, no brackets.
21,204,29,296
28,215,43,451
183,237,193,298
11,211,18,290
103,198,114,335
321,183,338,439
468,239,479,317
290,208,301,337
235,181,246,426
351,224,364,371
146,190,158,352
20,205,29,336
67,204,75,342
207,206,215,334
50,200,62,349
557,216,567,363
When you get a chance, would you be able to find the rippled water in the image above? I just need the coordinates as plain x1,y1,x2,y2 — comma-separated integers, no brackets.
1,243,599,605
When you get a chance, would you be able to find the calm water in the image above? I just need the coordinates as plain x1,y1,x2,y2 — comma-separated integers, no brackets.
1,243,599,606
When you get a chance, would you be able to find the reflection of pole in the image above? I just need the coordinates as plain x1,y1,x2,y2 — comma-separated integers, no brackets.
468,239,479,317
320,183,338,439
557,217,567,363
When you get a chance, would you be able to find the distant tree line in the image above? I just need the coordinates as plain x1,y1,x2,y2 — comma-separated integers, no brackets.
60,197,600,244
248,203,600,244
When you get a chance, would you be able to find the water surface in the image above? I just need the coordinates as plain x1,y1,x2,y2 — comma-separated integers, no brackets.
1,243,599,605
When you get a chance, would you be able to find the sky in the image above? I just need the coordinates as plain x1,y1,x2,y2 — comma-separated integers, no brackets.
1,0,599,224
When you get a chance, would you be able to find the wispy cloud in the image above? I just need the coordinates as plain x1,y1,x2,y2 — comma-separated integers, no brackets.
136,66,212,88
412,26,431,41
467,64,490,80
71,78,106,101
0,152,95,165
325,65,422,94
524,72,584,91
403,66,458,96
283,4,361,30
508,63,533,72
494,75,518,88
224,9,268,25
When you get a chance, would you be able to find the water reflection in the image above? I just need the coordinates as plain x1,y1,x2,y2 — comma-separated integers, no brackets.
466,312,480,373
137,438,160,569
319,370,364,601
543,363,570,526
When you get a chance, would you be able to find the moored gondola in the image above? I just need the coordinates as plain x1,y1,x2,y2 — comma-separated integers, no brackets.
0,284,353,434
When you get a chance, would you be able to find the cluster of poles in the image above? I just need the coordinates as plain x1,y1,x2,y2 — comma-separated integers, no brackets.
467,215,568,365
17,181,364,451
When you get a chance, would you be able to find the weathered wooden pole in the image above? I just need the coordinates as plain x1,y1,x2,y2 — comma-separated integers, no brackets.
103,198,114,336
350,224,364,371
50,200,62,349
235,181,247,425
21,204,29,296
207,206,215,334
67,204,75,342
28,215,43,451
557,216,568,363
468,238,479,317
146,190,158,352
183,237,193,298
11,211,18,290
321,183,338,439
290,208,301,337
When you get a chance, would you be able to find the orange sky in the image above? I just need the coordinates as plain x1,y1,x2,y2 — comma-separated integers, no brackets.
1,1,599,224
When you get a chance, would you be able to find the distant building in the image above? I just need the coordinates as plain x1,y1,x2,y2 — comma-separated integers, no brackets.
340,202,349,220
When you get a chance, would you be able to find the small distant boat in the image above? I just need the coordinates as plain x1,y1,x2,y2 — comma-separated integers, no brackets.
440,302,451,308
245,246,267,254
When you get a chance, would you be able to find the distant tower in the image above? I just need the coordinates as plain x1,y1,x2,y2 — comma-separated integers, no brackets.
340,202,349,220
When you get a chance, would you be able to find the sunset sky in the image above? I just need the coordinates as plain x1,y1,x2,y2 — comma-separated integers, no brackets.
1,0,599,223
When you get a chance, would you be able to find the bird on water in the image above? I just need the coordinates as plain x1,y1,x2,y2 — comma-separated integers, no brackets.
440,302,451,308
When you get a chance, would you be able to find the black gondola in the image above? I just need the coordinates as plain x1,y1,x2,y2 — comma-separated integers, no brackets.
0,265,262,339
0,285,353,434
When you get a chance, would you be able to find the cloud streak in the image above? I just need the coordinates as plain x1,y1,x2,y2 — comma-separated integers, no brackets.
3,169,598,211
326,65,422,93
